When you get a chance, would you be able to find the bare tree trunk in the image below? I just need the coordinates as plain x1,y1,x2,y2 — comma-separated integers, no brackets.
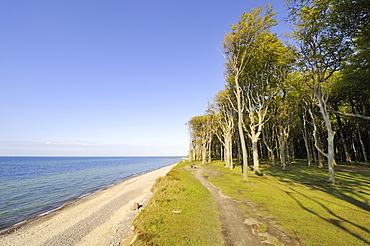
251,135,261,174
279,138,287,171
248,111,264,175
335,110,352,163
311,138,317,165
287,142,292,166
318,149,324,168
201,143,207,164
357,126,368,165
327,131,335,183
317,95,336,183
208,135,212,163
235,78,249,181
271,149,276,166
225,135,233,169
301,115,312,166
262,128,276,166
351,134,359,162
277,129,287,171
224,146,229,168
341,132,351,163
220,145,224,162
308,107,325,169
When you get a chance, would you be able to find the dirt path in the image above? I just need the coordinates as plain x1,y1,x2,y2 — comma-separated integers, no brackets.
0,164,176,246
190,164,301,246
191,165,260,246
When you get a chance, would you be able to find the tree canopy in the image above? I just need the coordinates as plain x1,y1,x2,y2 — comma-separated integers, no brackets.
187,1,370,183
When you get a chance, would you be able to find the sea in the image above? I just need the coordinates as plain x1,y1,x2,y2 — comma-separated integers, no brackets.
0,156,182,232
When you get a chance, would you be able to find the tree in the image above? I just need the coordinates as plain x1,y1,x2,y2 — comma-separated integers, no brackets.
245,39,293,174
210,90,236,169
187,115,214,164
289,0,354,183
223,5,293,176
274,83,298,170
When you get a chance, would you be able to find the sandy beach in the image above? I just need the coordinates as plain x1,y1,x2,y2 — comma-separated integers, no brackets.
0,163,176,246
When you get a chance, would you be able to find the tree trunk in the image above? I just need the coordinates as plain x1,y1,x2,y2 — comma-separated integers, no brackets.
358,126,368,165
262,129,276,166
317,95,336,183
278,133,287,171
335,109,352,163
287,142,292,166
271,150,276,166
201,144,207,164
251,136,261,174
308,107,325,168
301,120,312,166
208,135,212,163
351,134,359,162
220,145,224,162
311,138,317,165
235,77,248,181
327,131,335,183
225,135,233,169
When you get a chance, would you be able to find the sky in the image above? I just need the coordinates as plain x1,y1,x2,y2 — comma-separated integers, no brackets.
0,0,291,156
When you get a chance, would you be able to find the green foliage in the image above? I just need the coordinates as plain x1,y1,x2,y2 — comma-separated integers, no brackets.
223,5,294,91
204,161,370,246
132,161,223,246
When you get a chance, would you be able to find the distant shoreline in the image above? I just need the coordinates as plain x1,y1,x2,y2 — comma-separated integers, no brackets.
0,158,180,235
0,163,177,246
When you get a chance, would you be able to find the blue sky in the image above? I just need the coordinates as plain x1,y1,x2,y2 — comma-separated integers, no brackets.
0,0,290,156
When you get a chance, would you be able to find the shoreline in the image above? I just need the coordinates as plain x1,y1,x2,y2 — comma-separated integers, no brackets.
0,163,177,246
0,162,178,234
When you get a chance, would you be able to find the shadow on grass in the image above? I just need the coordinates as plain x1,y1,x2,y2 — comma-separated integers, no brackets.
262,162,370,245
263,164,370,213
281,186,370,245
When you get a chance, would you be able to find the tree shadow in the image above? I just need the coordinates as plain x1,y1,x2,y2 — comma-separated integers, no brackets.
281,186,370,245
263,164,370,212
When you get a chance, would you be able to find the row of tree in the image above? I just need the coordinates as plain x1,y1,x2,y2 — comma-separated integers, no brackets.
187,0,369,183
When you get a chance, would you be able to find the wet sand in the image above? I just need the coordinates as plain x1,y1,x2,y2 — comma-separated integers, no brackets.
0,163,176,246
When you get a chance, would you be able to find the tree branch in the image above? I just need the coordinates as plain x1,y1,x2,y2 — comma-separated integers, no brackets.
328,108,370,122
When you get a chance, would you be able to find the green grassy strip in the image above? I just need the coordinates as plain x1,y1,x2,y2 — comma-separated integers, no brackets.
132,161,223,246
204,161,370,246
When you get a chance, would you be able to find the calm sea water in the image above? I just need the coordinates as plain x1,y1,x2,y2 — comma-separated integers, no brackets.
0,156,181,231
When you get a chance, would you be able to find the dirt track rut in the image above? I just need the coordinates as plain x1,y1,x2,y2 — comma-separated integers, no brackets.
191,165,261,246
190,164,301,246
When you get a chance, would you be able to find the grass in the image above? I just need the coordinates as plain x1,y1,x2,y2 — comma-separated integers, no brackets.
204,160,370,246
132,161,223,246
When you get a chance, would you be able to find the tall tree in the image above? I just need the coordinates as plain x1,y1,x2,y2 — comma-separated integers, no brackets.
289,0,354,183
245,36,293,174
223,5,293,176
210,90,236,169
274,84,297,170
187,115,213,164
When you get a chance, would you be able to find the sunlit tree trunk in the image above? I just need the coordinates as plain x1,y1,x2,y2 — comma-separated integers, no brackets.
262,128,277,166
208,134,212,163
225,134,233,169
251,134,261,174
316,90,336,183
235,77,249,180
277,120,291,171
301,114,312,167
